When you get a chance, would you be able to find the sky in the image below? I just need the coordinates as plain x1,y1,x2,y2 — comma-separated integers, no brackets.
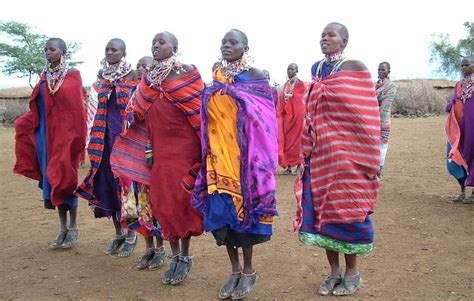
0,0,473,88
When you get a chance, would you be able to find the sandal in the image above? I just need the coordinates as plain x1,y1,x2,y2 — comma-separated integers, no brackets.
162,254,180,284
462,194,474,204
282,167,292,175
170,255,193,285
62,228,80,249
50,230,68,249
318,275,342,296
332,273,361,296
117,235,137,257
231,271,258,300
451,192,465,203
149,247,166,270
218,272,241,299
136,249,155,270
105,235,126,255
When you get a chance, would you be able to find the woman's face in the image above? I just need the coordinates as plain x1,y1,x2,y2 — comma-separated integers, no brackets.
220,31,248,62
105,40,125,64
461,58,474,77
320,24,347,55
378,64,390,80
287,64,298,78
136,57,152,79
151,33,175,61
44,40,64,65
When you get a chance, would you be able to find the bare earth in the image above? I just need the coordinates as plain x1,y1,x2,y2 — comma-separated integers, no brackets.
0,116,473,301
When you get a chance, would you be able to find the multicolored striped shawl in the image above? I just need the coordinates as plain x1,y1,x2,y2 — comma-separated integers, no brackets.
110,68,204,190
375,78,398,143
295,71,380,231
75,79,137,202
192,76,279,229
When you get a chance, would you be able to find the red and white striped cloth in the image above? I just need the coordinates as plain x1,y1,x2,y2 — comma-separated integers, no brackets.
295,71,380,231
85,83,99,147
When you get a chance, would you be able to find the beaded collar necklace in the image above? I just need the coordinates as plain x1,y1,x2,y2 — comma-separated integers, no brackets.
147,55,185,87
284,75,299,101
461,74,473,103
44,58,68,95
314,51,347,79
219,52,254,81
100,58,132,82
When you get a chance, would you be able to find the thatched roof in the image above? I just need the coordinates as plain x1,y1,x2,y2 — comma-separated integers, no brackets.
394,79,456,89
0,87,32,98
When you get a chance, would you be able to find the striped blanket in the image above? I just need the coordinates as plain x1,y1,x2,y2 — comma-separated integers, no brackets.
110,68,203,188
76,79,137,202
376,78,398,143
295,71,380,231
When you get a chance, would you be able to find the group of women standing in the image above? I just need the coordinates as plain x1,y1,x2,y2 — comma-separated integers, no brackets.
17,20,454,299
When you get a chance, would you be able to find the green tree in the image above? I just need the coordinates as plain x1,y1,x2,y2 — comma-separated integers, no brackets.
0,20,82,88
430,22,474,78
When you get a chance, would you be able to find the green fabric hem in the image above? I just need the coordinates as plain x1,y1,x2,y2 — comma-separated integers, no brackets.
298,232,373,255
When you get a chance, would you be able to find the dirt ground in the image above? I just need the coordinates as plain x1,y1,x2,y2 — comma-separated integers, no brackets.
0,116,473,301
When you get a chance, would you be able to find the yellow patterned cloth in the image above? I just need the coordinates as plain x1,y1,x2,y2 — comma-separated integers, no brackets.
206,69,244,217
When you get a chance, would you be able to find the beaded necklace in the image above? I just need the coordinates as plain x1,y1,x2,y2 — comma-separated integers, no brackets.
284,76,299,101
147,55,185,87
219,52,254,81
45,58,68,95
100,58,132,82
314,51,347,80
461,74,473,103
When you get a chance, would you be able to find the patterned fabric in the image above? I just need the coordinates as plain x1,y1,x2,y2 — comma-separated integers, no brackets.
110,119,151,185
375,79,398,143
206,69,243,200
124,183,162,238
299,232,373,255
298,157,374,254
446,82,467,168
445,80,474,186
111,68,203,192
75,79,137,203
295,70,380,231
193,68,278,229
128,68,202,137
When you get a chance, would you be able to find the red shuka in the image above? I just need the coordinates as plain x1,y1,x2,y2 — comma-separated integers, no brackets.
277,80,306,167
14,71,86,206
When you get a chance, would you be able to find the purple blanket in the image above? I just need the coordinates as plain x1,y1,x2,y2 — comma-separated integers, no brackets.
192,78,278,228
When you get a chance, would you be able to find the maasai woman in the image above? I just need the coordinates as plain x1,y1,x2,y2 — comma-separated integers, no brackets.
110,55,166,270
118,32,204,285
294,23,380,296
445,55,474,204
192,29,278,300
277,63,306,175
76,38,138,257
14,38,86,249
375,62,398,177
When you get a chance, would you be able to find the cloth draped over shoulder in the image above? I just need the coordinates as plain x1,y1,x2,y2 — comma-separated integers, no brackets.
192,69,278,229
375,78,398,143
294,71,380,231
14,71,86,206
110,68,203,191
75,79,137,202
445,82,468,169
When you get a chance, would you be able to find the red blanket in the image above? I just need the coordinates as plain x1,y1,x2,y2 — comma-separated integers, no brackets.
295,71,380,231
277,80,306,167
14,71,86,206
